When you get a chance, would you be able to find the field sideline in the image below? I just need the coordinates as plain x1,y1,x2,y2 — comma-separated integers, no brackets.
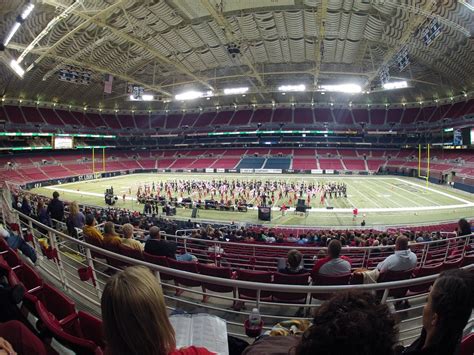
30,173,474,228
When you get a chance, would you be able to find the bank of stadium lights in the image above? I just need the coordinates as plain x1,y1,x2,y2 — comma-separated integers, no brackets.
9,59,25,78
278,84,306,92
129,94,154,101
319,84,362,94
175,90,213,101
382,81,408,90
223,87,248,95
2,3,34,47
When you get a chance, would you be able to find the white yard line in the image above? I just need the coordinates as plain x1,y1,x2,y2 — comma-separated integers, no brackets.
349,180,384,208
364,180,406,208
44,186,137,201
394,178,473,204
376,180,428,207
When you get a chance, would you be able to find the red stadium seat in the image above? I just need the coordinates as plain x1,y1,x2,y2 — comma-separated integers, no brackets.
143,252,173,281
13,262,43,294
272,272,310,303
1,248,22,269
33,283,77,325
311,273,351,301
237,270,273,301
377,269,414,299
36,301,104,355
408,263,443,295
460,333,474,355
167,258,201,295
442,257,464,271
198,264,236,302
118,244,143,261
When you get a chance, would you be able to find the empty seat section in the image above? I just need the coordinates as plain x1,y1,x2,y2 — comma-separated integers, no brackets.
263,157,291,169
417,106,436,122
444,101,466,119
189,159,215,168
170,159,195,168
4,106,26,124
85,113,105,127
180,113,199,127
211,158,240,169
338,149,357,157
72,112,96,127
101,114,122,129
269,148,293,155
64,164,93,175
272,108,292,123
156,159,175,168
150,114,166,129
21,107,45,124
212,111,234,125
367,160,383,171
352,108,369,124
294,108,314,124
42,165,72,178
319,158,343,170
39,108,63,125
118,115,135,129
236,157,266,169
194,112,216,127
165,113,182,129
293,158,317,170
429,104,450,122
294,148,315,156
370,109,386,125
314,108,334,123
134,115,150,129
386,108,402,124
401,108,421,124
229,110,252,126
250,109,272,124
186,150,206,157
332,108,353,125
246,148,269,155
318,149,338,157
343,159,366,170
140,159,156,169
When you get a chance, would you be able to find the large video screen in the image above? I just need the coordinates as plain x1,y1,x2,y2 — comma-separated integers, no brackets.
54,136,73,149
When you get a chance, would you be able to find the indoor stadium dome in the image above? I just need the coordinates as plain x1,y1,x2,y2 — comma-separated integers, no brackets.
0,1,473,354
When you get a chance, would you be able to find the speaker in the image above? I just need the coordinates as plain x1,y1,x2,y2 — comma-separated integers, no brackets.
258,206,271,221
297,199,305,206
191,207,198,218
326,206,334,210
295,205,306,213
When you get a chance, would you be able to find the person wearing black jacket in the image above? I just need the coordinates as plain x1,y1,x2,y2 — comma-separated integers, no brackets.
46,191,64,223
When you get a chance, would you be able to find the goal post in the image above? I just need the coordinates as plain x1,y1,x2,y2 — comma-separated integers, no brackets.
418,144,430,187
92,147,106,174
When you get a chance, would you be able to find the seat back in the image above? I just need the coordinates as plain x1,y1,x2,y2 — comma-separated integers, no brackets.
198,264,233,293
14,263,43,292
409,263,443,294
143,252,173,281
119,245,143,261
237,270,273,300
83,235,105,260
272,272,310,303
460,333,474,355
40,283,76,323
442,257,464,271
168,258,201,287
63,311,105,351
36,302,103,355
377,269,413,299
312,273,351,300
3,248,22,268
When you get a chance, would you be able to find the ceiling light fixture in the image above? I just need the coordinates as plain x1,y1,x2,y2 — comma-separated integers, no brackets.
9,59,25,78
175,90,212,101
320,84,361,93
223,87,248,95
278,84,306,92
382,81,408,90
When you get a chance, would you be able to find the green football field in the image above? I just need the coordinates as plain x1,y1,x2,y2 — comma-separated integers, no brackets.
30,173,474,228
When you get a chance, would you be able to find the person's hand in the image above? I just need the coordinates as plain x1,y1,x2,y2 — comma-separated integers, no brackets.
0,337,17,355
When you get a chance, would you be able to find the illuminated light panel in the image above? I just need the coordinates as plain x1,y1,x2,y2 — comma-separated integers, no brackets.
319,84,361,93
175,90,213,101
9,59,25,78
382,81,408,90
223,87,248,95
278,84,306,92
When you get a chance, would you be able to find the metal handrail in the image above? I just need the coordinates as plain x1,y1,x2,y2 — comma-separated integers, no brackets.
13,209,474,293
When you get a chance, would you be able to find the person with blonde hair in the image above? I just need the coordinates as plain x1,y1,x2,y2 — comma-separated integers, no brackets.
102,221,121,248
120,223,143,251
101,266,214,355
66,201,85,238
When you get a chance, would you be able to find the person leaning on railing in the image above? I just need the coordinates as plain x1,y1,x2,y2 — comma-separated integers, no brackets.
396,269,474,355
101,266,214,355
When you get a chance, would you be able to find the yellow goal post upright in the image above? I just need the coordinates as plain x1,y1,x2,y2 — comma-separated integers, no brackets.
91,147,106,177
418,144,430,187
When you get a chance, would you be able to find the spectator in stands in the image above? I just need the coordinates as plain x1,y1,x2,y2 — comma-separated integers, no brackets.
66,201,85,238
82,214,104,243
295,291,397,355
376,235,417,273
0,226,36,264
457,218,472,236
101,266,213,355
103,221,122,248
311,239,351,277
36,200,51,227
144,226,195,262
47,191,64,223
277,250,308,274
121,223,143,251
397,269,474,355
20,196,32,216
